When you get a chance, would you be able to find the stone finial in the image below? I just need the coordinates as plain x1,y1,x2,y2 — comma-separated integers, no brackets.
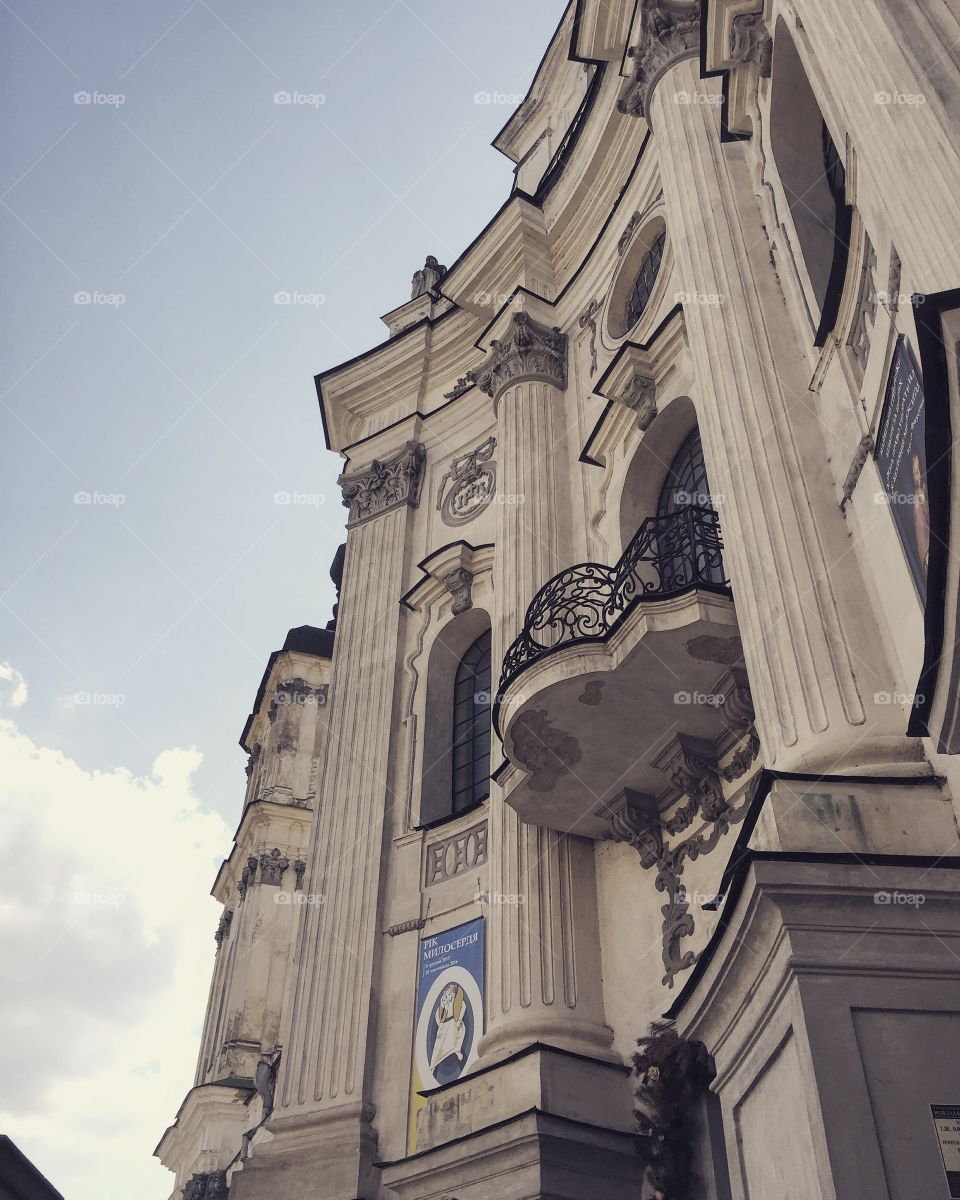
338,441,426,528
468,312,568,400
411,255,447,300
618,0,701,119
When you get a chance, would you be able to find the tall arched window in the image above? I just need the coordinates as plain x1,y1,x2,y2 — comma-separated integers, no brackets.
451,630,491,813
626,230,666,330
656,429,726,588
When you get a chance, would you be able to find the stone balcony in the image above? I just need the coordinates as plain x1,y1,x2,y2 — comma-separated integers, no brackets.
494,505,751,839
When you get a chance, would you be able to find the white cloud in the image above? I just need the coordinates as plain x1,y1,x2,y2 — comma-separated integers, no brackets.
0,661,28,708
0,681,231,1200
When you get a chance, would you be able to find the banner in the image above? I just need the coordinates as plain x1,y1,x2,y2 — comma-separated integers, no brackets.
407,917,484,1152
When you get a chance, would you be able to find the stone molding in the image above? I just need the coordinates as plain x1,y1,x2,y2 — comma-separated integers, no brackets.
618,0,701,120
338,440,425,528
468,313,567,400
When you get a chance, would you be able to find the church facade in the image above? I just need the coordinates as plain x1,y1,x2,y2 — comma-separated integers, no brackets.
157,2,960,1197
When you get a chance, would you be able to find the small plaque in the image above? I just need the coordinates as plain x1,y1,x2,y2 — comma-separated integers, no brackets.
932,1104,960,1198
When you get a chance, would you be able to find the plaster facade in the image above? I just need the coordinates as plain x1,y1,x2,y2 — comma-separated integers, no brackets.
159,3,960,1198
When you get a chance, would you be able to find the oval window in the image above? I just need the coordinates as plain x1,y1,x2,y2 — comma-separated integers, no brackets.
607,217,668,339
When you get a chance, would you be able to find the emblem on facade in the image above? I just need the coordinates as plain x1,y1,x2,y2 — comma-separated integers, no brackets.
467,312,567,400
436,437,497,527
424,821,489,887
338,440,426,528
618,0,701,119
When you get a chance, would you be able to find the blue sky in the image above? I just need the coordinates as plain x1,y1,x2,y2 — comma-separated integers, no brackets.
0,2,566,1196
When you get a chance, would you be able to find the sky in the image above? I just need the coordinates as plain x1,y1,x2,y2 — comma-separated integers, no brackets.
0,1,567,1195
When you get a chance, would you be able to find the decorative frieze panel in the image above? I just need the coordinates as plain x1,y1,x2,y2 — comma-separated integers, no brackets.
338,441,426,527
618,0,701,119
436,436,497,526
424,820,489,886
468,313,567,400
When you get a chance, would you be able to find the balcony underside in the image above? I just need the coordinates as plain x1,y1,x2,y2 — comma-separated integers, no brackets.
496,588,741,837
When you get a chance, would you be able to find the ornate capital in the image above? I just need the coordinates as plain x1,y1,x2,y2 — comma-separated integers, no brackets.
730,11,772,77
338,440,425,528
603,789,663,869
469,312,567,400
183,1171,228,1200
618,0,701,119
214,909,233,947
259,847,290,886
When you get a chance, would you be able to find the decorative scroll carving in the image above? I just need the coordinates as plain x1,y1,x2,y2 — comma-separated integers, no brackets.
618,211,642,256
840,432,874,514
293,859,306,891
436,436,497,526
847,236,877,379
621,371,658,430
633,1020,714,1200
183,1171,229,1200
259,847,290,886
729,11,772,77
237,855,258,901
214,910,233,947
618,0,701,119
385,916,428,936
424,821,489,886
468,312,567,400
500,505,726,692
411,255,447,300
884,247,902,312
578,299,602,375
338,441,425,528
655,734,726,823
443,376,473,400
442,567,473,615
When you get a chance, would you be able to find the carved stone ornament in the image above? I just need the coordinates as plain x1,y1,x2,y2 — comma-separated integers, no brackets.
443,376,474,400
578,299,602,375
467,312,567,400
183,1171,229,1200
618,0,701,120
633,1020,715,1200
293,859,306,891
442,567,473,615
656,734,726,823
604,790,663,869
214,909,233,947
621,371,658,430
729,11,773,77
848,236,877,379
385,916,428,936
254,1050,280,1119
338,440,425,528
425,821,489,887
237,855,259,901
259,847,290,886
840,432,875,514
618,211,643,256
411,255,447,300
436,436,497,526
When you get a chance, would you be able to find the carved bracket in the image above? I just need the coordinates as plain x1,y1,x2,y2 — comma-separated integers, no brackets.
621,371,658,431
442,567,473,614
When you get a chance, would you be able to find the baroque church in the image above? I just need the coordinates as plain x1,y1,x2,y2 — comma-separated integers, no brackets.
157,2,960,1197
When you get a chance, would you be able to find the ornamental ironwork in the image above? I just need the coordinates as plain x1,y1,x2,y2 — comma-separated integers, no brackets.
498,504,727,695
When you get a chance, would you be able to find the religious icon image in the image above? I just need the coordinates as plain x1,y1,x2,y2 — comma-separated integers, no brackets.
429,982,467,1072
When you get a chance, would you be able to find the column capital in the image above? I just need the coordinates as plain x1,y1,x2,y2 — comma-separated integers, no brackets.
337,439,425,527
469,312,567,400
618,0,701,120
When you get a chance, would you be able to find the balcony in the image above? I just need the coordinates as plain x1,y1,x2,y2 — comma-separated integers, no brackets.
494,506,746,838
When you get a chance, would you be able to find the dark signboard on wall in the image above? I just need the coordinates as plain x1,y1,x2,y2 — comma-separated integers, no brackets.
875,336,929,605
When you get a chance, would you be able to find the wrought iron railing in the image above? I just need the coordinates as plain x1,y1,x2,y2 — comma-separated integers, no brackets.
498,505,729,699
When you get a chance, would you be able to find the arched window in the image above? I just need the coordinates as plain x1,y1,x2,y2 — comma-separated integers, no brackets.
626,230,666,330
451,630,491,814
656,429,726,589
